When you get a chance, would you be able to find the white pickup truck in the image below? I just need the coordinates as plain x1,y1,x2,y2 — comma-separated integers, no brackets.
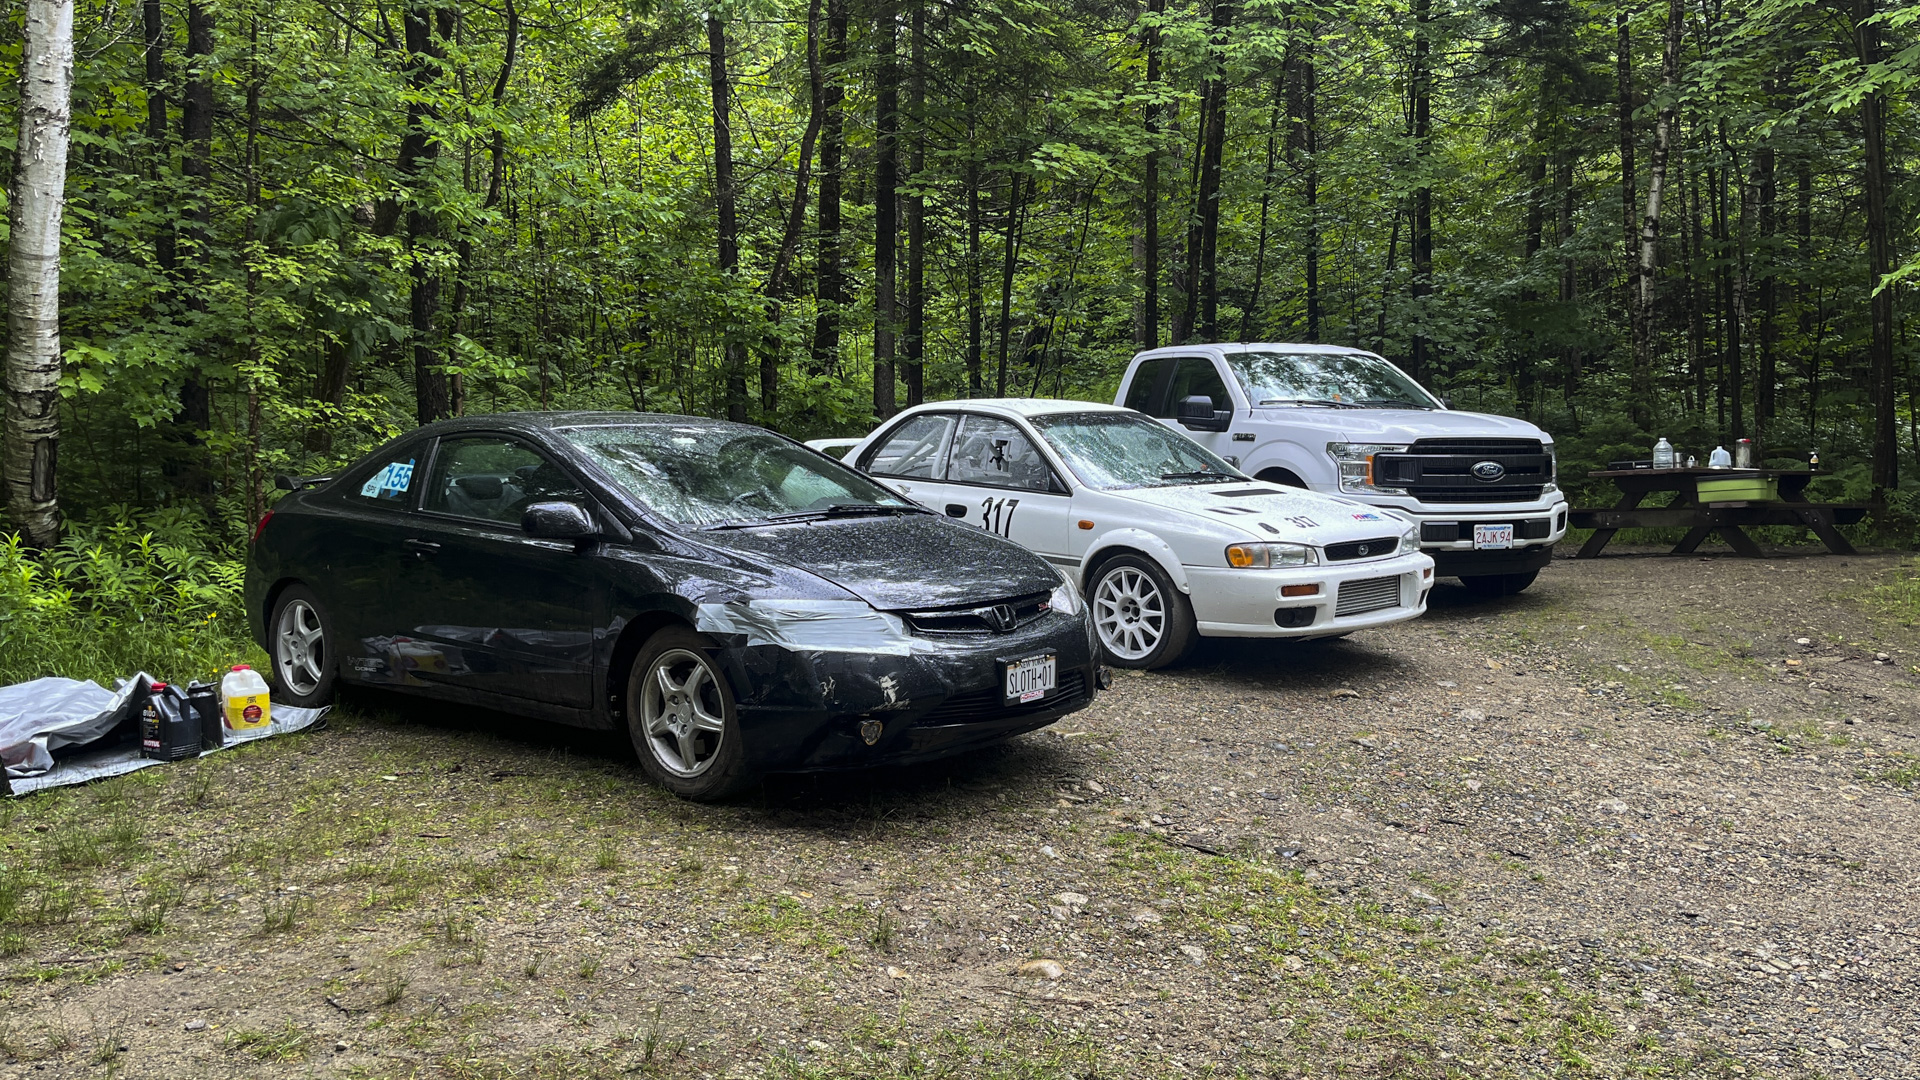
1117,343,1566,594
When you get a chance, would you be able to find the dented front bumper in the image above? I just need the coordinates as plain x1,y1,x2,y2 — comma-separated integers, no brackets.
696,604,1099,772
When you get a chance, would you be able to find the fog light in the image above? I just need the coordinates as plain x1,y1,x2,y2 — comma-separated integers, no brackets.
1274,608,1316,628
1095,665,1114,690
1280,583,1320,598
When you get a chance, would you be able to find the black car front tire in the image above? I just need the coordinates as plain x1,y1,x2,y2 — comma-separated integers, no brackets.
625,626,755,800
268,584,338,708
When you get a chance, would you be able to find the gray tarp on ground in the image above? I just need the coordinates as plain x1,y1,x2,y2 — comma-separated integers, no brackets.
1,673,326,796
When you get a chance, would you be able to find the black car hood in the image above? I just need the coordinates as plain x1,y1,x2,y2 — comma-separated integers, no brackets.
702,513,1060,610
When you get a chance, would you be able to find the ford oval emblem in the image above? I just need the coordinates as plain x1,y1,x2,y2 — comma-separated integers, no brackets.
1471,460,1507,482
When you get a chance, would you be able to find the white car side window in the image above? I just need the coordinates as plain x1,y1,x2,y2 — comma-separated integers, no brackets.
866,413,956,478
946,416,1053,492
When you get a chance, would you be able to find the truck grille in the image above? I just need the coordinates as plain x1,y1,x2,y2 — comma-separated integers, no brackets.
1373,439,1553,504
1324,536,1400,562
1335,576,1403,617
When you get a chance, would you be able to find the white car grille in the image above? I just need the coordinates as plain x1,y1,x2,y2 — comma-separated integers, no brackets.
1335,575,1402,617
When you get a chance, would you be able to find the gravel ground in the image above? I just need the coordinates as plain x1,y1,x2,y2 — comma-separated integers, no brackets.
1,545,1916,1079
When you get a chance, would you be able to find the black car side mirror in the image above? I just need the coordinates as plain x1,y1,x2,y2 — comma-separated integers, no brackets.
1176,394,1230,432
522,500,597,540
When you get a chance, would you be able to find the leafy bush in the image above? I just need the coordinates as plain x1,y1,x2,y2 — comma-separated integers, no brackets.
0,508,260,687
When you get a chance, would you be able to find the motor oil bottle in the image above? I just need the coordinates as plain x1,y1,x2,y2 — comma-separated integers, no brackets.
141,683,202,761
186,681,224,750
222,664,273,733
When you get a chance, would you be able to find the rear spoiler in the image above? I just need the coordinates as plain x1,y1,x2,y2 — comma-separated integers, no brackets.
273,473,335,492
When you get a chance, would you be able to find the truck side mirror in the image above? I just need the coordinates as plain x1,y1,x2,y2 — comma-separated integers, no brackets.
1176,395,1230,433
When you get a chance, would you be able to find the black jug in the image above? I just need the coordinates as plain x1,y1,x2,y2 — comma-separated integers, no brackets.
140,683,202,762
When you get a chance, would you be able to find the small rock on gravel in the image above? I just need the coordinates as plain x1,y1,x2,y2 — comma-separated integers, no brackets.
1131,909,1162,925
1178,945,1208,966
1598,798,1630,814
184,1019,207,1032
1458,709,1486,722
1017,959,1065,979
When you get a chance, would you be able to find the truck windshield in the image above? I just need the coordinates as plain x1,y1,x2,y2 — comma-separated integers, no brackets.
1225,350,1439,410
1031,412,1245,490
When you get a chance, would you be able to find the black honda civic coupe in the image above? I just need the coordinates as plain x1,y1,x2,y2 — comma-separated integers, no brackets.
245,412,1101,799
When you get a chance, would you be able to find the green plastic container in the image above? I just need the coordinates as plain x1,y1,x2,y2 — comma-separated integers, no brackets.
1696,475,1778,503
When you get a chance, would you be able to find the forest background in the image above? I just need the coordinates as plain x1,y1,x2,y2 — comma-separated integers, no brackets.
0,0,1917,683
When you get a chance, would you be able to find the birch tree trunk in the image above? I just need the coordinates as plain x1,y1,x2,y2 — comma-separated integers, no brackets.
5,0,74,546
1630,0,1680,426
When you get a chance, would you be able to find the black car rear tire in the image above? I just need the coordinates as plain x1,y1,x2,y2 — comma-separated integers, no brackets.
1459,570,1538,596
1088,553,1196,670
625,626,755,801
269,584,338,708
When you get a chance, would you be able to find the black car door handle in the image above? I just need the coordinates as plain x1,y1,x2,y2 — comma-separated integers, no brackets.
404,538,441,555
946,504,968,518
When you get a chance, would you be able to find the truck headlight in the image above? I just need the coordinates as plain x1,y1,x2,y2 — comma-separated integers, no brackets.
1326,442,1410,495
1225,543,1318,568
1048,569,1082,616
1543,447,1558,494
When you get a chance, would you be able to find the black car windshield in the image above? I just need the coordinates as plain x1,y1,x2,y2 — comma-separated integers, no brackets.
1029,412,1244,490
559,424,915,527
1225,350,1439,409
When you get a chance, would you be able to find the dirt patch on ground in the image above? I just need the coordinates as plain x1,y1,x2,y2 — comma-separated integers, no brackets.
2,546,1916,1079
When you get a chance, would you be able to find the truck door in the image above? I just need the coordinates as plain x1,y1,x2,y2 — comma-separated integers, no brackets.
1155,356,1238,463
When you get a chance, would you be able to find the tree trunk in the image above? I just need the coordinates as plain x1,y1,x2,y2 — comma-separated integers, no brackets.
401,0,452,425
1193,0,1232,342
144,0,171,269
966,156,984,396
1409,0,1433,381
903,1,924,407
809,0,847,377
872,0,898,419
1558,153,1578,394
1631,0,1678,428
706,9,746,422
448,0,517,421
1616,10,1636,263
177,0,214,478
1754,120,1775,436
1240,80,1281,341
1289,33,1321,342
1857,0,1896,495
1135,0,1163,349
758,0,822,414
995,171,1026,397
4,0,73,545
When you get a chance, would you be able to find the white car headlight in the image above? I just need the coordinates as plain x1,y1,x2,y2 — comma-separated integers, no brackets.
1399,526,1419,554
1225,542,1318,568
1048,569,1083,616
1326,442,1410,496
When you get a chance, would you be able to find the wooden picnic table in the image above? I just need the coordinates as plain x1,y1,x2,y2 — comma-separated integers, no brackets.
1570,468,1867,558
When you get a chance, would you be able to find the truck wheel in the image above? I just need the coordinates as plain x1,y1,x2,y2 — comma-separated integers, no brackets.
1089,554,1196,670
1256,468,1307,488
1460,571,1538,597
626,627,756,801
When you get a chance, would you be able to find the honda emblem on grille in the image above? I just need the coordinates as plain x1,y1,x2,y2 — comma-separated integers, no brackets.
860,719,884,745
984,604,1018,632
1471,460,1507,482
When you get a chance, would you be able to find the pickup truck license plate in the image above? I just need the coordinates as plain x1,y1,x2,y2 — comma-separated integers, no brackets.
1004,654,1057,703
1473,524,1514,550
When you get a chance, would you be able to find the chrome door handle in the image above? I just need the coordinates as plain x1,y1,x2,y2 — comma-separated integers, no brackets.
404,538,441,555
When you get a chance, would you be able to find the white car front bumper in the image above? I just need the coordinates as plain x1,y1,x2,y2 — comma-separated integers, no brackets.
1184,551,1436,639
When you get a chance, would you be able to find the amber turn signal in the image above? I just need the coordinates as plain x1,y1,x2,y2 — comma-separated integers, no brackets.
1077,520,1094,530
1280,584,1320,597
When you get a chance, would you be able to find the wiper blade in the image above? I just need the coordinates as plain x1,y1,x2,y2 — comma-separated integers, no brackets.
704,503,925,530
1258,398,1363,409
1357,398,1434,410
1158,471,1240,482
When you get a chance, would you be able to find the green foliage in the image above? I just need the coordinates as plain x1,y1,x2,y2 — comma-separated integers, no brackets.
0,511,258,686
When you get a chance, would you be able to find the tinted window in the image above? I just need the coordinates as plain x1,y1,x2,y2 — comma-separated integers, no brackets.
1032,412,1242,490
1160,357,1231,417
423,437,584,525
1123,358,1171,413
864,413,957,478
346,447,423,507
946,416,1054,492
559,424,912,528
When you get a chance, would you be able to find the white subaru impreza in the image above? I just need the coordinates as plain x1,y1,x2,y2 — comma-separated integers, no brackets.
817,399,1436,669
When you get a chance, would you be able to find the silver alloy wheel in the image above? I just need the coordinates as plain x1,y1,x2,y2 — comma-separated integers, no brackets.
274,598,326,697
1093,565,1165,661
639,648,728,778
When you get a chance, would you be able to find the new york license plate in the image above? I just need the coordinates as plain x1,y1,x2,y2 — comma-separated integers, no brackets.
1004,654,1057,703
1474,524,1514,550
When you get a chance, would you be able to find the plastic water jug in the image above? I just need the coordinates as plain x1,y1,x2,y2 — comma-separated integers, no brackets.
1652,438,1675,469
222,664,272,732
1708,446,1732,469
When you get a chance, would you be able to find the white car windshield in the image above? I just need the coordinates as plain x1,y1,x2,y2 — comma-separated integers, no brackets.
560,424,916,527
1030,412,1244,490
1226,350,1439,410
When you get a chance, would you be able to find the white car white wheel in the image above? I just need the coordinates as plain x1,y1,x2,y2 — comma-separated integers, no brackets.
1094,565,1166,661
